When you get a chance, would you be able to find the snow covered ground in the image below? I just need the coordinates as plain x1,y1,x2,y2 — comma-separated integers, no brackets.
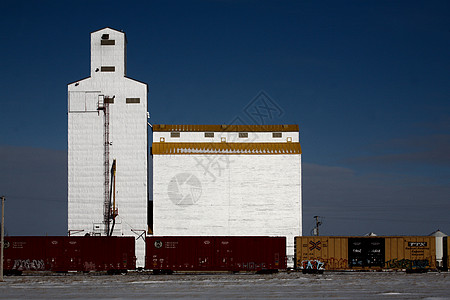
1,272,449,299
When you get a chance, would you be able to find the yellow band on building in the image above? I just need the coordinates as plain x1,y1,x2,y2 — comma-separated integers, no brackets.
152,142,302,155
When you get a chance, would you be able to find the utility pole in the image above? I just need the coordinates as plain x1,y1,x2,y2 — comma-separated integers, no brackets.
313,215,322,236
1,196,5,282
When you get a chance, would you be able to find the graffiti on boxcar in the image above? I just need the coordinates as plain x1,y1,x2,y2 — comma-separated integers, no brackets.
298,257,348,270
323,257,348,269
13,259,45,270
84,261,96,271
384,258,430,269
301,260,325,270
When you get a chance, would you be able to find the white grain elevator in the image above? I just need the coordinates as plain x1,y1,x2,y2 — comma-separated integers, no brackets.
67,27,148,267
152,125,302,266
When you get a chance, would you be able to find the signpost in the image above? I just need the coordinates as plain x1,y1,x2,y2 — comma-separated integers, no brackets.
0,195,5,282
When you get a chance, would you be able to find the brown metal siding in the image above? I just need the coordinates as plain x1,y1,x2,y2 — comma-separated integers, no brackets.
152,124,299,132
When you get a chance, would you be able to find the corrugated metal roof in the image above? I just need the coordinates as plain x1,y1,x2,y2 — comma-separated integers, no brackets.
152,124,299,132
152,142,301,155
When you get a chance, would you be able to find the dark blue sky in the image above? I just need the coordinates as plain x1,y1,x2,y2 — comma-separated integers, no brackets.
1,0,449,236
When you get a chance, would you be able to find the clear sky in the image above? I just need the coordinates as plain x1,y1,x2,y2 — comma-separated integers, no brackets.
1,0,449,236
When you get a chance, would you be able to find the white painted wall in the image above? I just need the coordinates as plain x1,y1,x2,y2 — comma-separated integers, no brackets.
153,131,299,143
152,153,302,266
68,28,148,267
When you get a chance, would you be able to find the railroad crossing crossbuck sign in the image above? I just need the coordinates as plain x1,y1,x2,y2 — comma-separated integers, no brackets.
309,241,321,251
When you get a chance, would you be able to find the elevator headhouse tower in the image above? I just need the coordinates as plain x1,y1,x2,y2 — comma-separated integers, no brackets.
67,28,148,267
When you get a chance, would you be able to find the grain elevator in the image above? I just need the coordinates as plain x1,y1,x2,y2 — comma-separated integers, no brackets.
67,27,303,269
151,125,302,266
67,28,148,267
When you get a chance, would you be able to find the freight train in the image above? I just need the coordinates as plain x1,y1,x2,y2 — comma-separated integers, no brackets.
3,236,135,275
145,236,286,274
2,236,449,274
295,236,444,273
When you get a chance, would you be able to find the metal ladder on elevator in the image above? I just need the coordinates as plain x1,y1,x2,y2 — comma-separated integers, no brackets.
98,95,111,235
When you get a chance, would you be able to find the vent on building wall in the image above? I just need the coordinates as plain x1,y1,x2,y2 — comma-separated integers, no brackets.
101,66,115,72
205,132,214,138
126,98,140,104
101,40,115,45
239,132,248,138
273,132,282,138
171,132,180,138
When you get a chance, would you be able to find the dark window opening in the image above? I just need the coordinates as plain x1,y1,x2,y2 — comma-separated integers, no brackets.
273,132,282,138
101,40,115,45
101,34,109,40
239,132,248,138
171,132,180,138
205,132,214,138
101,66,115,72
126,98,140,104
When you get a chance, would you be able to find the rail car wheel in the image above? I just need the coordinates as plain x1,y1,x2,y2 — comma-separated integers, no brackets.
4,270,22,276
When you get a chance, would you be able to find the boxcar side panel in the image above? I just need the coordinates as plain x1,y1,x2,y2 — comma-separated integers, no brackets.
46,237,66,271
384,236,436,270
73,237,136,272
295,236,349,271
3,236,136,273
217,237,286,271
145,236,286,272
4,237,48,272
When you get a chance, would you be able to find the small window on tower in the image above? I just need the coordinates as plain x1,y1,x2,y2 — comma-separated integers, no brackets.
239,132,248,138
101,66,115,72
171,132,180,138
126,98,140,104
272,132,282,138
101,40,115,45
205,132,214,138
101,34,110,40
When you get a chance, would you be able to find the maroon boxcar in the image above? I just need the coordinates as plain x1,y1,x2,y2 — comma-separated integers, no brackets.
145,236,286,273
3,236,136,275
